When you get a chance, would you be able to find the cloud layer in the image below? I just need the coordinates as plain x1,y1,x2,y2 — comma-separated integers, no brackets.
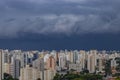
0,0,120,38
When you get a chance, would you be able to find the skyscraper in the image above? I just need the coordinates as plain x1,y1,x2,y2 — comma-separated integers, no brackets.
0,50,4,80
14,59,21,79
46,56,55,70
87,50,97,73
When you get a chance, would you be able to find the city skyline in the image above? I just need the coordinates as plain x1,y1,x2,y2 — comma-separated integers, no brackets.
0,49,120,80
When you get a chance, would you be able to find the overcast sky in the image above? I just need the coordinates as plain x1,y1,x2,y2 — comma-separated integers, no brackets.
0,0,120,50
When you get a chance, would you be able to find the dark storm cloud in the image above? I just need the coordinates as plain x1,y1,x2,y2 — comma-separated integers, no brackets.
0,0,120,38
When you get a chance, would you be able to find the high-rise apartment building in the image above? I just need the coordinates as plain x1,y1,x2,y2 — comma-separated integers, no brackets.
0,50,4,80
46,56,56,70
3,63,10,74
87,51,97,73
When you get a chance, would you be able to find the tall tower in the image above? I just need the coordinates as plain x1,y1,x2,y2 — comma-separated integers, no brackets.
46,56,55,70
80,50,86,69
87,54,91,72
0,50,3,80
87,51,97,73
14,59,21,79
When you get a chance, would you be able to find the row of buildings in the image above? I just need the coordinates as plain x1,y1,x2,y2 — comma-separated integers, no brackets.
0,49,120,80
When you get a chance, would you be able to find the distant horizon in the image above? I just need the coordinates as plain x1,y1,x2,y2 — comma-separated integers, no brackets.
0,33,120,51
0,48,120,52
